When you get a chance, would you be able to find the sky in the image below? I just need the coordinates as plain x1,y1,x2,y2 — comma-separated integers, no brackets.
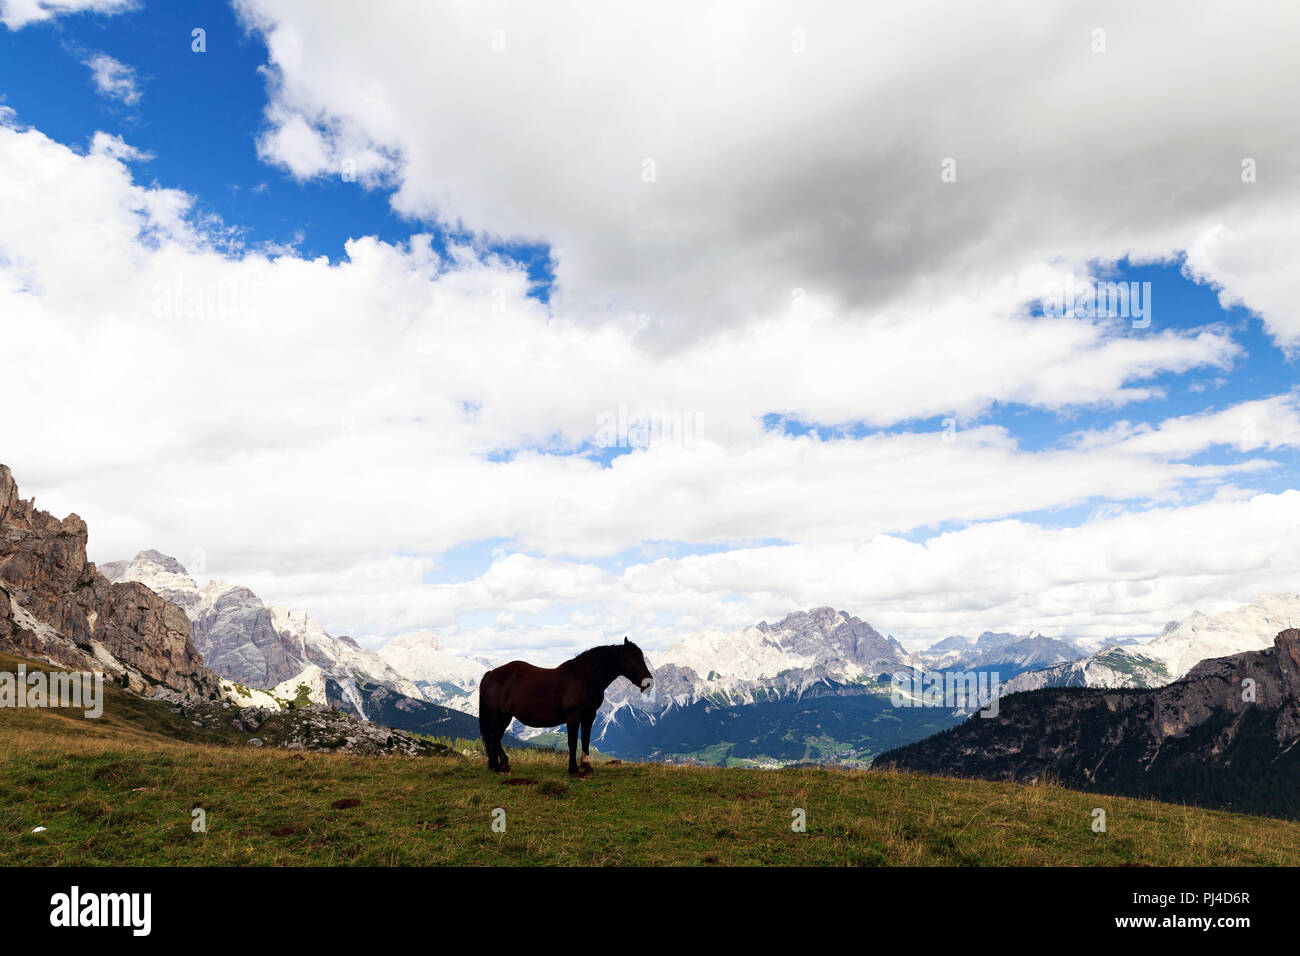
1,0,1298,662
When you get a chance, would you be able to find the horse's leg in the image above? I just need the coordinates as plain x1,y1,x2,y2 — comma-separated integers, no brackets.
481,709,498,772
567,717,580,776
579,712,594,774
495,717,511,774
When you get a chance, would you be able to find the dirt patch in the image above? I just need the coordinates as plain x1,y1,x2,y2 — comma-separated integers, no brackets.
330,797,363,809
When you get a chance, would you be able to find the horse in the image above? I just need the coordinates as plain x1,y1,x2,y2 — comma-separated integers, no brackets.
478,637,654,776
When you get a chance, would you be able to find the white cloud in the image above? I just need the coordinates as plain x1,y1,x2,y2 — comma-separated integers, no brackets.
0,0,132,29
254,490,1300,662
82,52,140,105
0,120,1270,560
1072,393,1300,457
89,130,152,162
235,0,1300,349
1184,215,1300,352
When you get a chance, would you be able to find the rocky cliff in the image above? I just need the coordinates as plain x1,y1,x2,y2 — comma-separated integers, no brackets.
0,464,218,699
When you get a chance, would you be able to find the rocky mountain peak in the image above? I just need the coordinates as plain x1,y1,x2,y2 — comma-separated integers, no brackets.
386,631,443,652
132,549,190,575
974,630,1018,648
762,606,844,631
0,463,218,699
597,605,911,726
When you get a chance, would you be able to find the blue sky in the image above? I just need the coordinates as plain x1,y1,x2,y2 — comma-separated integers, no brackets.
2,1,1299,657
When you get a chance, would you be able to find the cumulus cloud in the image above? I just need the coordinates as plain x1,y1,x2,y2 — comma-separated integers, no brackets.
1185,215,1300,352
235,0,1300,349
0,0,133,29
2,114,1297,658
251,490,1300,661
89,130,152,162
1071,393,1300,457
82,52,141,105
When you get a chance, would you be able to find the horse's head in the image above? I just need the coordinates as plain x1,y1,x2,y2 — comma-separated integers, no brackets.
620,637,654,694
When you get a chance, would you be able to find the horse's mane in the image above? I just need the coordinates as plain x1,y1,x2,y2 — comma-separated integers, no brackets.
568,643,624,665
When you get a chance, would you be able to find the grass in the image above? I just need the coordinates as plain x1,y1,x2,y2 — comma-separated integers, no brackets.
3,653,1300,866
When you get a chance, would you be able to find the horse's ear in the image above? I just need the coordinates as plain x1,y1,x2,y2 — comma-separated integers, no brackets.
624,636,629,645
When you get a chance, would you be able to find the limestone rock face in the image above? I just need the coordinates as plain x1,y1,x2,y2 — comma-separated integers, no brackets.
0,464,219,699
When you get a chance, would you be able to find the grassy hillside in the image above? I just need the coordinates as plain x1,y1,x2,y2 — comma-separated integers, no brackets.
3,653,1300,865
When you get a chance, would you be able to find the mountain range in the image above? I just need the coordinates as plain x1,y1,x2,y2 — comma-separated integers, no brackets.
918,630,1086,675
589,607,953,764
102,551,423,703
101,550,484,740
95,546,1300,770
878,627,1300,819
997,593,1300,696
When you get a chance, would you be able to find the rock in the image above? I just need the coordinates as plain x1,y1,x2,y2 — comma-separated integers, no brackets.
234,707,266,732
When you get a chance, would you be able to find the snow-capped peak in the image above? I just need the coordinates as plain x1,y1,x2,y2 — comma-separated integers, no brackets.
1139,592,1300,678
376,631,486,714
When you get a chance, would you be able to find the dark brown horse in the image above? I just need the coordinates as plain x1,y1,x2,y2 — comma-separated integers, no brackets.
478,638,654,776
